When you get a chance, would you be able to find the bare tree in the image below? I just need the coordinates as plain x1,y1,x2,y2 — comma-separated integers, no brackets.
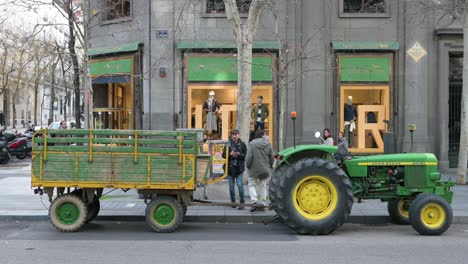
223,0,270,142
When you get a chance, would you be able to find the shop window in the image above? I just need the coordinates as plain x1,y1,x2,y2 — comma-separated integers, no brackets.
187,85,273,142
102,0,131,21
340,0,389,17
338,55,392,154
205,0,251,14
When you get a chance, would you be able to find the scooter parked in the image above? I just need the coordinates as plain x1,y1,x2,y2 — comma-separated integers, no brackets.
0,127,30,160
0,140,10,164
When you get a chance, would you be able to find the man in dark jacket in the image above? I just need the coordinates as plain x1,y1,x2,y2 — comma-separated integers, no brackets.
222,129,247,210
245,129,274,212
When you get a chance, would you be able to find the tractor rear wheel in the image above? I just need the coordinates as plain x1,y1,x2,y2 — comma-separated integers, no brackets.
145,195,183,233
388,199,410,225
269,158,353,235
49,194,88,232
409,194,452,235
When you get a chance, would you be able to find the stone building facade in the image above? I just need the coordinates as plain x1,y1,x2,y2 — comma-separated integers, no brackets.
86,0,464,171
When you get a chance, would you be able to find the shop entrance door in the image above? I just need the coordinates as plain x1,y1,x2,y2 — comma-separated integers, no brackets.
92,82,134,129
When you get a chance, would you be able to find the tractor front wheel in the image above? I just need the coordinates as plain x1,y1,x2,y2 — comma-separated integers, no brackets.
388,199,410,225
409,194,452,235
269,158,353,235
145,195,183,233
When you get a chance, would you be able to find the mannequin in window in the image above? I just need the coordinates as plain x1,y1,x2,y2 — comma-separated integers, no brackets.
344,96,357,147
251,95,269,133
204,91,220,139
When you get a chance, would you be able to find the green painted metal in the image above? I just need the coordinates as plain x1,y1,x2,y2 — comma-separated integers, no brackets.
32,129,198,188
153,204,175,225
278,145,338,165
56,202,80,225
187,56,273,81
277,144,454,204
177,41,281,50
89,58,133,76
340,57,390,82
332,41,399,50
87,42,142,56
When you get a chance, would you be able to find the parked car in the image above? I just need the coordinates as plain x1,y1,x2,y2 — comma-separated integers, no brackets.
48,120,76,129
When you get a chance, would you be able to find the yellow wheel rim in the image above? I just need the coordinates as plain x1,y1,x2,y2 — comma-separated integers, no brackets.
293,175,338,221
398,200,409,219
420,203,446,229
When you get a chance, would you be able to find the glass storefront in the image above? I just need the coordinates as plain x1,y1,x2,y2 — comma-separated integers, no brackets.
338,55,392,153
185,54,275,142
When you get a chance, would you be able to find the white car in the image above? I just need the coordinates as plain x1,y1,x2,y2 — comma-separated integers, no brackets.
47,121,76,129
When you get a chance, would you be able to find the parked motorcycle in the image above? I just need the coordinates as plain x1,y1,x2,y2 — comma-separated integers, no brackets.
0,140,10,164
0,127,30,160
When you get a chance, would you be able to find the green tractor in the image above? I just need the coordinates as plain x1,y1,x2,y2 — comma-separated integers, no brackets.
269,137,454,236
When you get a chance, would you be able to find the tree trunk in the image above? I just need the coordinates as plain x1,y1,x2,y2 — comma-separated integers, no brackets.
34,80,39,125
65,1,81,128
12,91,17,128
3,90,8,127
457,16,468,184
236,37,253,143
49,68,56,125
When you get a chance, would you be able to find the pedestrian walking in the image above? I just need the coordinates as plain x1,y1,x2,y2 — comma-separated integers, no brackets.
245,129,274,212
222,129,247,210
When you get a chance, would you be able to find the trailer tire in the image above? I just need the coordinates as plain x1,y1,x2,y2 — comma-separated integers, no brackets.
49,194,88,232
269,158,353,235
145,195,183,233
70,189,100,223
388,199,410,225
409,194,452,236
86,198,100,223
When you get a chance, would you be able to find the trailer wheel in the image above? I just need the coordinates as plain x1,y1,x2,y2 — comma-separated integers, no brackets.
49,194,88,232
70,189,100,223
269,158,353,235
86,198,100,223
388,199,410,225
145,195,183,233
409,194,452,235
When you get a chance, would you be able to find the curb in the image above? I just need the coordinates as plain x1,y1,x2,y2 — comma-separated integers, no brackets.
1,215,468,225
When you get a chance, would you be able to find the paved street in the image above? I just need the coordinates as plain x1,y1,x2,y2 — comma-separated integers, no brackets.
0,158,31,179
0,221,467,264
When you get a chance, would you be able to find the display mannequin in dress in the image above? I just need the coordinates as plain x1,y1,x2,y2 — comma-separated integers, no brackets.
203,91,220,139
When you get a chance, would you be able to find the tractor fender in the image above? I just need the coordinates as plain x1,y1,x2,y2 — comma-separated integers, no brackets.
277,144,338,166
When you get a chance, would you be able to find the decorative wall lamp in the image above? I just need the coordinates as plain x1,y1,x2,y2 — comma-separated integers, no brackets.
407,123,416,152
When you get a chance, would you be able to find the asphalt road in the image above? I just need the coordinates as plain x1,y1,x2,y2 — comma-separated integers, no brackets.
1,221,467,264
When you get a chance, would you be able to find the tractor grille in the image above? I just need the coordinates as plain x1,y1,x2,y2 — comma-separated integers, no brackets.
404,166,427,188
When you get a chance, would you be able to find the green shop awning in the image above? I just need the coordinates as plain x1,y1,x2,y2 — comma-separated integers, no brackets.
177,41,281,50
90,58,133,76
332,41,399,50
188,56,273,82
87,42,142,56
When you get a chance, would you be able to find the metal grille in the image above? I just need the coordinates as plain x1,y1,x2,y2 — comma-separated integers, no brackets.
448,81,462,168
404,166,427,188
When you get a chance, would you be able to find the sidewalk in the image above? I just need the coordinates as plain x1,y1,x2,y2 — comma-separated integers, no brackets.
0,171,467,224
